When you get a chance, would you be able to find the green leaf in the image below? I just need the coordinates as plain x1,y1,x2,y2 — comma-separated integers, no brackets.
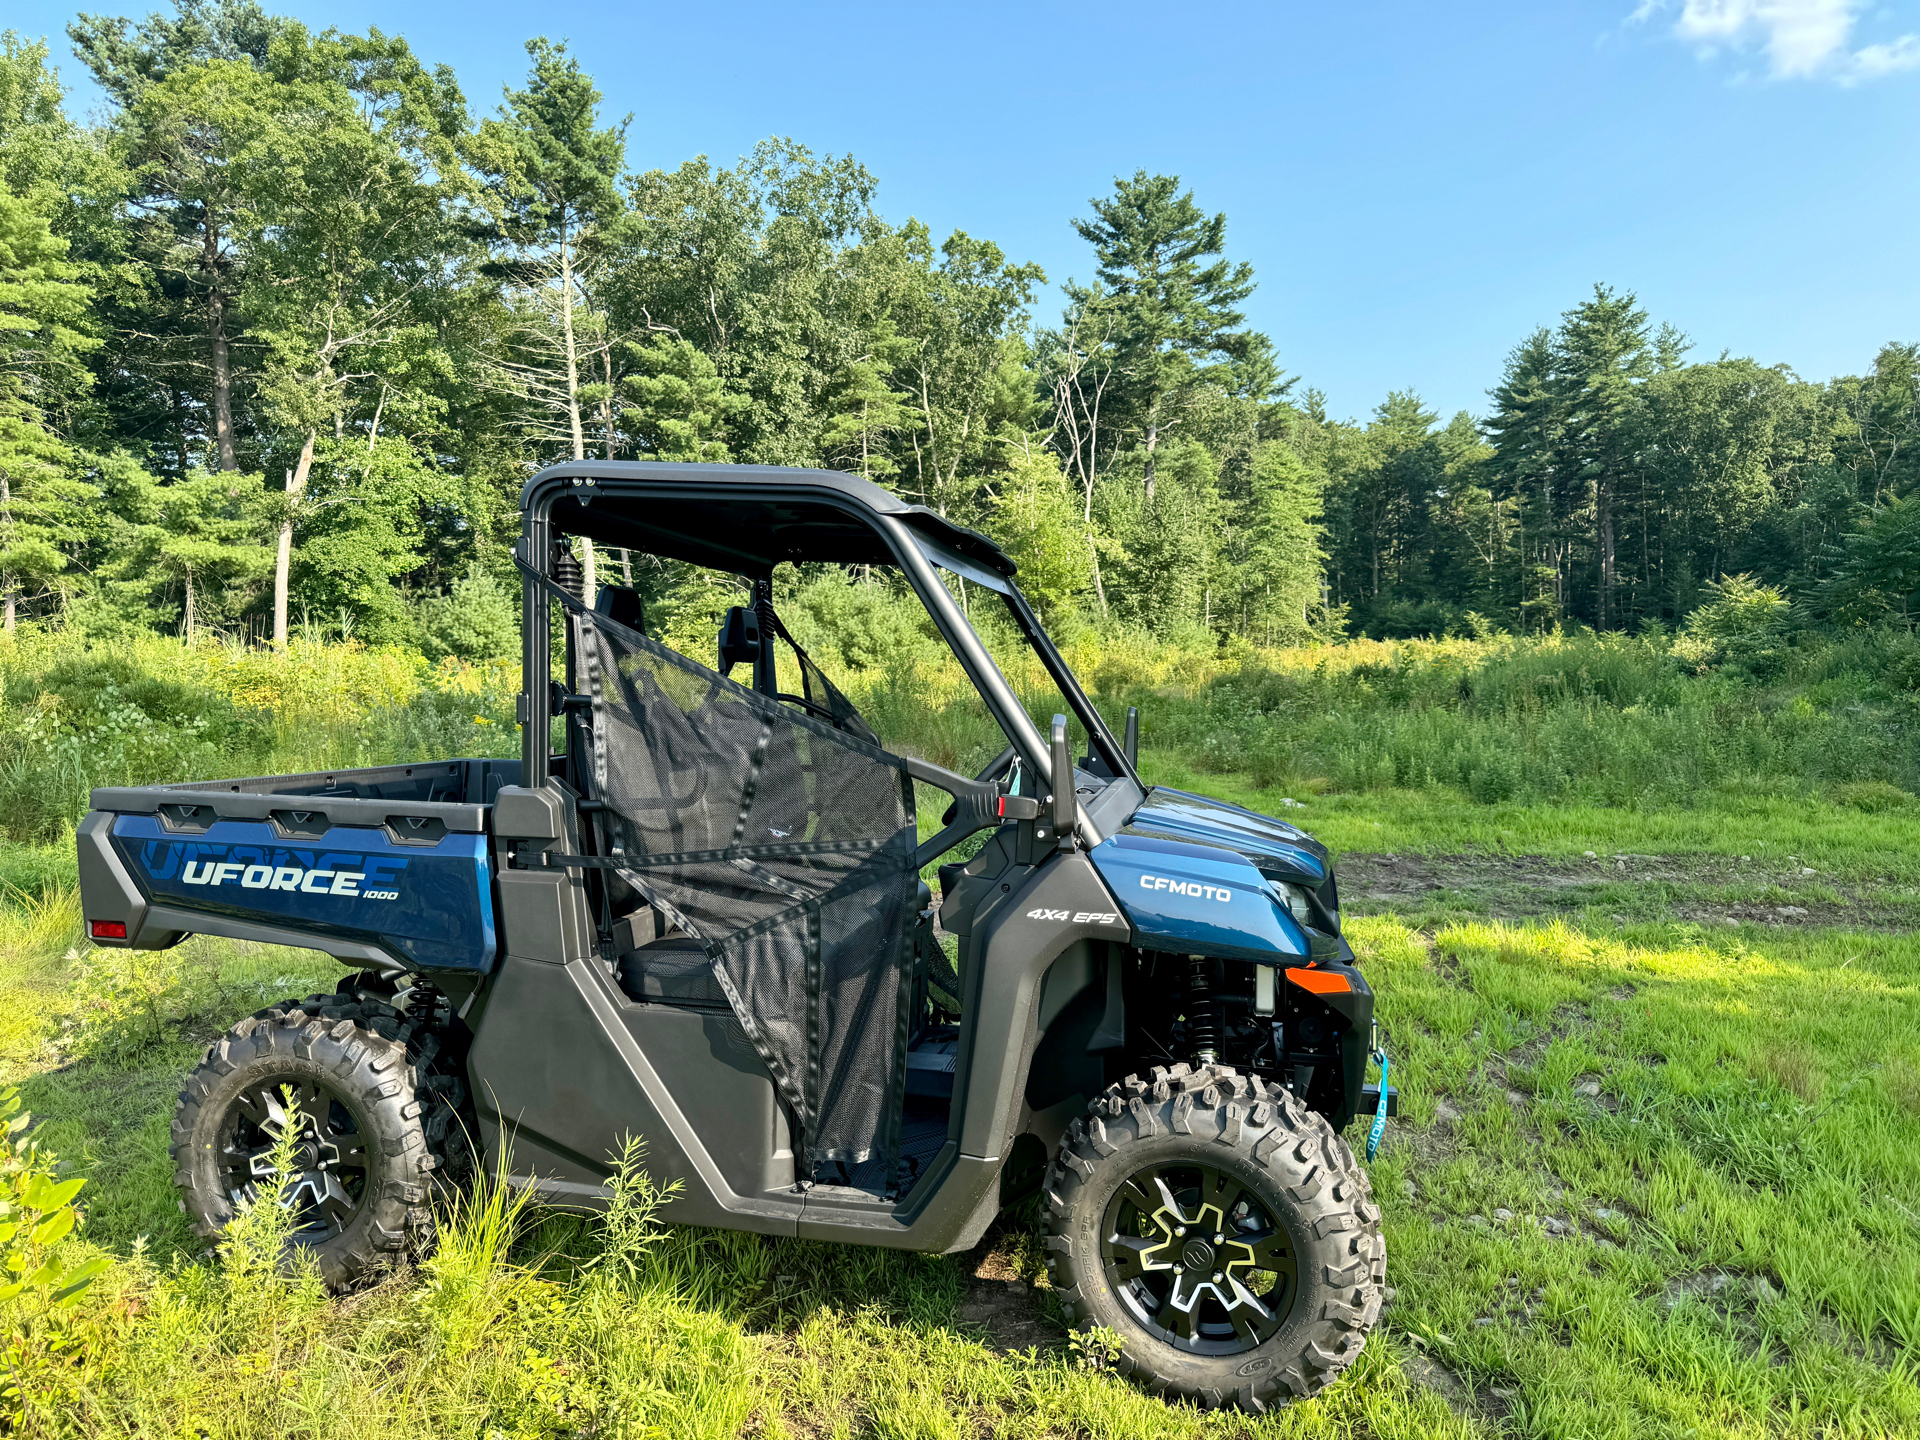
30,1208,74,1247
23,1175,83,1212
0,1223,17,1245
50,1255,109,1307
22,1260,58,1288
0,1281,21,1303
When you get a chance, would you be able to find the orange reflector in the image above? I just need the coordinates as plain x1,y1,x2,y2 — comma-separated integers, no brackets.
1286,965,1351,995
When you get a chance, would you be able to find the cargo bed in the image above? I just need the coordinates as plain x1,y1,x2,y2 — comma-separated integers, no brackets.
79,758,522,974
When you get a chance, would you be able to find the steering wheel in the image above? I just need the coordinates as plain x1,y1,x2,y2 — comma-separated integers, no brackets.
939,745,1019,830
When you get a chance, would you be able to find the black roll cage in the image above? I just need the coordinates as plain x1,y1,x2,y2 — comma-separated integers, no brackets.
516,463,1141,844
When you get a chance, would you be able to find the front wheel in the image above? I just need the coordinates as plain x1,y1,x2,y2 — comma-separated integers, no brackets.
1041,1062,1384,1411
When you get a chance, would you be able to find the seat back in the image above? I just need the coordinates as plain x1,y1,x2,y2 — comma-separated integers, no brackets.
595,585,646,635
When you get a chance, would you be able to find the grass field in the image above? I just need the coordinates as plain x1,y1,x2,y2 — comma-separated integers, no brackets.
0,624,1914,1436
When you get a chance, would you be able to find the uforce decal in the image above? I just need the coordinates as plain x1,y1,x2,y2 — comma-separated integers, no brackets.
155,844,411,902
1026,907,1121,925
180,860,390,898
1139,873,1232,902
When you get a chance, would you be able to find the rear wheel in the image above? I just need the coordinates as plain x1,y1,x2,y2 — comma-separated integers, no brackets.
172,987,464,1290
1042,1062,1384,1411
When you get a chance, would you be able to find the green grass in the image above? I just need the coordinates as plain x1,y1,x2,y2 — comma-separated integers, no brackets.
1145,761,1921,880
0,624,1914,1435
0,764,1912,1436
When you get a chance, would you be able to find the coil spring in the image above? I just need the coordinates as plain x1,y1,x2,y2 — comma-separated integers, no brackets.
1186,955,1220,1063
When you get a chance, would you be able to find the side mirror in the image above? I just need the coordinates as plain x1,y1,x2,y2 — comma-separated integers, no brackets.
1049,714,1076,849
1123,706,1139,770
718,606,761,673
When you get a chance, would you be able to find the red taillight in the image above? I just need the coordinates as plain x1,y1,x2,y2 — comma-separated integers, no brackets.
89,920,128,940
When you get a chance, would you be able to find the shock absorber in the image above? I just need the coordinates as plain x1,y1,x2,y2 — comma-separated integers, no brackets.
551,540,585,602
1186,955,1221,1065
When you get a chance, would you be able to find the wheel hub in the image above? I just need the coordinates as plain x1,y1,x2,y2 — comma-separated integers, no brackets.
1099,1159,1300,1355
220,1076,369,1245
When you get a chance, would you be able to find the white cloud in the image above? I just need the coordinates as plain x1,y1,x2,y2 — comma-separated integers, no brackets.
1850,33,1921,78
1632,0,1919,82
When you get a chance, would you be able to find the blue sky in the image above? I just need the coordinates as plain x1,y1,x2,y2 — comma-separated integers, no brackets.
10,0,1918,422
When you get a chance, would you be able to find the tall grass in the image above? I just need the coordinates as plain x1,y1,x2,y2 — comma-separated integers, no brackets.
1090,626,1919,806
0,618,1912,854
0,630,516,845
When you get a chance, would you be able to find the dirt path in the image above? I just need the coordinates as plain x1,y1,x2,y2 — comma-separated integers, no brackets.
1336,851,1916,930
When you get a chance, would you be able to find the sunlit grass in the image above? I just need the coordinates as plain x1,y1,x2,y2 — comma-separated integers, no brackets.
0,879,1903,1434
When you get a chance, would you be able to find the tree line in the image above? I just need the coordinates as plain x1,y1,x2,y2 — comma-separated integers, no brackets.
0,0,1914,660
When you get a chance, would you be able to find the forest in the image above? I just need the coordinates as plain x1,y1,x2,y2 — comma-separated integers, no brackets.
1,3,1915,657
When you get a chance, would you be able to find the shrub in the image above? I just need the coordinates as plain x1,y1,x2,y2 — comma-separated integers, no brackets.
414,563,520,664
0,1087,108,1432
1833,780,1916,814
1679,573,1796,678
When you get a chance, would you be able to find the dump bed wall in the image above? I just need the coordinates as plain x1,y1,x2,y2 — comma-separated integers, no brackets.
82,758,516,974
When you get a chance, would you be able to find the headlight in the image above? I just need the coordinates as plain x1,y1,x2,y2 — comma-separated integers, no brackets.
1274,882,1315,929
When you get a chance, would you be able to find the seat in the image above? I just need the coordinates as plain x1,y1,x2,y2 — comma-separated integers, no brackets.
614,935,727,1007
595,585,646,635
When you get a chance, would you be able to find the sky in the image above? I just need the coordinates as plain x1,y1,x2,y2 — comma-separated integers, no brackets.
9,0,1918,423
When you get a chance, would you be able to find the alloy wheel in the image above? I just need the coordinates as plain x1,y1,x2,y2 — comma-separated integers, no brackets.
1099,1160,1300,1354
217,1077,370,1244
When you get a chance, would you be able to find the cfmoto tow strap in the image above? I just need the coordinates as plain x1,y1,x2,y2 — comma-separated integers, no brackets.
1367,1049,1391,1162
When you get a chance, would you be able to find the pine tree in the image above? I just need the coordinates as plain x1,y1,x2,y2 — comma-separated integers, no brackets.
1551,284,1652,629
1068,172,1266,501
71,0,291,474
1240,440,1327,645
478,37,626,593
0,182,98,628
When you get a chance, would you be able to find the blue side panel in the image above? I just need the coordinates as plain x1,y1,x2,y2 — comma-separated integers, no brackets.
111,815,497,972
1091,832,1309,962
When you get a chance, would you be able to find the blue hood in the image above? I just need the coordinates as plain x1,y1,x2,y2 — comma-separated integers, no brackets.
1121,787,1328,887
1089,787,1334,962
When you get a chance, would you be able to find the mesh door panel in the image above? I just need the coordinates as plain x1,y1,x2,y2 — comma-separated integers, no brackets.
575,611,916,1178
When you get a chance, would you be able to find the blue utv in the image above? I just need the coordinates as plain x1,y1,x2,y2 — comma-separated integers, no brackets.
76,461,1393,1411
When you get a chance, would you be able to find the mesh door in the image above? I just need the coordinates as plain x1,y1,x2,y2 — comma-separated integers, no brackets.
573,609,918,1179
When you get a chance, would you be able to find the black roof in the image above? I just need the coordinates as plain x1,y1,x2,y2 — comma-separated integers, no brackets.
522,460,1016,579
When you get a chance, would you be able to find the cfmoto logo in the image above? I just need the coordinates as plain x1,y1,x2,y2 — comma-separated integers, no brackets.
1139,873,1232,902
